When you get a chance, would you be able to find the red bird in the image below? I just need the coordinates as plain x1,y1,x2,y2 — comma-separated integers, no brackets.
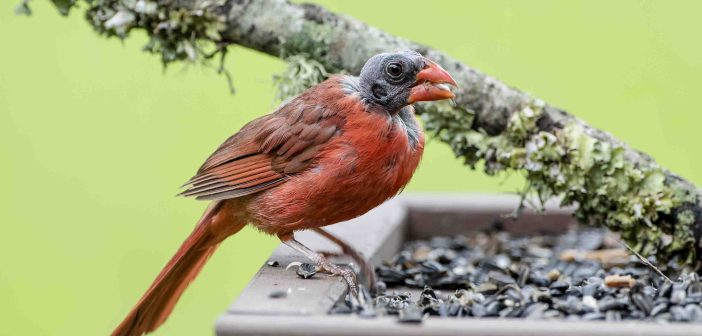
112,51,457,336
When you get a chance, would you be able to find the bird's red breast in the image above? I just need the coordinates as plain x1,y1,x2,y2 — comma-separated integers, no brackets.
181,75,424,235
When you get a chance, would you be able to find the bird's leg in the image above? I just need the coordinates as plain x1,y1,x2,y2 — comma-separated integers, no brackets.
278,233,358,297
312,228,377,290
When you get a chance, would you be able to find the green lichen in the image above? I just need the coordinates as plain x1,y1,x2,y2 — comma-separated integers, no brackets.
279,22,342,73
274,22,344,100
274,55,329,101
422,100,699,267
85,0,227,66
35,0,233,91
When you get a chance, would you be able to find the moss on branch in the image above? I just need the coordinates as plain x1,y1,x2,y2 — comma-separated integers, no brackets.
86,0,227,64
275,22,343,99
422,99,700,267
38,0,232,89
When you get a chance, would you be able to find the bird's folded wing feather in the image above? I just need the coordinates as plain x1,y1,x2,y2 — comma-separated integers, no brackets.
180,83,345,201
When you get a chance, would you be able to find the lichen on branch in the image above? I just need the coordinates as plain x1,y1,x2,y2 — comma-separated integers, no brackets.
86,0,227,64
274,23,342,100
274,56,328,101
422,99,700,268
38,0,233,90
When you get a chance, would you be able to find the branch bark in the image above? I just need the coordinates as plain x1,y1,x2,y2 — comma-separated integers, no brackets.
49,0,702,268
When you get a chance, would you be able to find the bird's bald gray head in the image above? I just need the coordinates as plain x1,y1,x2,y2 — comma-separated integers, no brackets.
357,50,427,113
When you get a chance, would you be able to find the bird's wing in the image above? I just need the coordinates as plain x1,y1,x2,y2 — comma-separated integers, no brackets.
180,81,347,201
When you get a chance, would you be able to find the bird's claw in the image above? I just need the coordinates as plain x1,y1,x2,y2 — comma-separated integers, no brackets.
325,264,359,297
311,228,377,292
313,256,359,297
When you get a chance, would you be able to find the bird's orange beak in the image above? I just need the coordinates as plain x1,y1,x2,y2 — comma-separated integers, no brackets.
407,59,458,104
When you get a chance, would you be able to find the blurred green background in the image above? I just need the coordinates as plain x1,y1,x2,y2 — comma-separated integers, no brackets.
1,1,701,335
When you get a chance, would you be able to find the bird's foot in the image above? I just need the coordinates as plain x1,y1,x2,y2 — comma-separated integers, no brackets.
279,233,359,298
313,254,358,297
312,228,377,292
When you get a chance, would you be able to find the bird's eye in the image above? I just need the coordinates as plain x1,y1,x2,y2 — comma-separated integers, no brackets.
385,62,403,79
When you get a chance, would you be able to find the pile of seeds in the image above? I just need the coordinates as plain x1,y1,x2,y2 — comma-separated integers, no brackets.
331,228,702,323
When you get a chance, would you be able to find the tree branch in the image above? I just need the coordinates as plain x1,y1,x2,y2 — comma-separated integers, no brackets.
43,0,702,268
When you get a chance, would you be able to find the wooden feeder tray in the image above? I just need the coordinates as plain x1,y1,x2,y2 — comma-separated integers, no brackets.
216,194,701,336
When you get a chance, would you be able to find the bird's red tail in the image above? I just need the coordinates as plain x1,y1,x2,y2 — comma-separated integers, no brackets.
112,201,244,336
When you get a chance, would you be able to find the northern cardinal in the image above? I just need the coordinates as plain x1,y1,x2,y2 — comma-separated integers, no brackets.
112,51,457,336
